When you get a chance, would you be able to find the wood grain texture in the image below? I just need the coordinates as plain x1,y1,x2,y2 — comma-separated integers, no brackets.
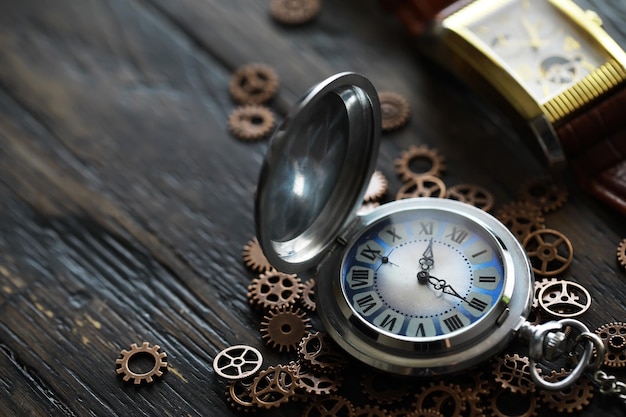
0,0,625,416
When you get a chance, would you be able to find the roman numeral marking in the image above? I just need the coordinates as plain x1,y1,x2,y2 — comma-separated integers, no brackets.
471,249,487,258
446,226,469,244
360,245,381,261
349,269,370,288
467,297,488,312
479,276,496,283
379,314,397,332
355,294,378,313
418,221,433,235
385,228,402,242
443,314,464,332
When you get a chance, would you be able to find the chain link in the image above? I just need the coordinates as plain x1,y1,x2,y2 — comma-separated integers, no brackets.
592,370,626,405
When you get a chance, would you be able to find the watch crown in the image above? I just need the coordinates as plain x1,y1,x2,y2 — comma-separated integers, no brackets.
584,10,603,26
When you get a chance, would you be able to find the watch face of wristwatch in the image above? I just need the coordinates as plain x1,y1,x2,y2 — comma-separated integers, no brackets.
465,0,606,102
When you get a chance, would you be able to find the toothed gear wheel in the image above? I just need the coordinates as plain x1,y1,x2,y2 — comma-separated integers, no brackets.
539,369,594,413
242,237,273,273
230,63,279,105
537,279,591,318
533,278,559,308
298,331,348,373
488,387,539,417
617,238,626,269
250,365,296,409
303,395,356,417
595,322,626,367
394,145,446,181
396,175,446,199
247,269,303,310
492,353,537,394
364,170,388,202
354,405,394,417
228,105,275,141
378,91,410,131
519,176,569,213
360,370,411,404
523,229,574,277
270,0,321,25
495,201,545,242
260,306,311,352
115,342,168,384
226,377,257,412
412,381,466,417
405,410,445,417
446,183,495,212
292,361,343,395
213,345,263,380
300,278,317,311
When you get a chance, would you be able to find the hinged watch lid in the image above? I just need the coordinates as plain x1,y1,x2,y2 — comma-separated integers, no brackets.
255,72,381,273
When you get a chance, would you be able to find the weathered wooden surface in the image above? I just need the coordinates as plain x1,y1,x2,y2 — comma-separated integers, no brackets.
0,0,625,415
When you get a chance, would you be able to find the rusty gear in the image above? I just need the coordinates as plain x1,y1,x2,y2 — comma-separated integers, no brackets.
260,306,311,352
495,201,545,242
250,364,296,409
230,63,279,105
492,353,537,394
396,175,446,199
395,145,446,181
270,0,321,25
360,370,412,404
228,105,275,141
364,170,388,202
413,381,466,417
595,322,626,368
378,91,410,131
303,395,355,417
519,177,569,213
539,369,594,413
298,331,348,373
446,184,495,212
537,279,591,318
292,361,342,395
242,237,273,273
115,342,168,384
213,345,263,380
523,229,574,277
300,278,317,311
247,269,303,310
617,238,626,269
488,387,539,417
226,377,257,411
354,405,394,417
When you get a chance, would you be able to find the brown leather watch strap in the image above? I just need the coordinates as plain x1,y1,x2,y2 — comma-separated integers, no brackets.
379,0,459,36
557,87,626,215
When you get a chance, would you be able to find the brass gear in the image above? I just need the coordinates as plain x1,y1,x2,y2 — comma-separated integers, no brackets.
446,183,495,212
595,322,626,368
539,369,594,413
260,306,311,352
519,176,569,213
242,236,273,273
115,342,168,384
523,229,574,277
364,170,388,202
378,91,410,131
302,395,355,417
228,105,275,141
495,201,545,242
226,377,257,412
300,278,317,312
537,279,591,318
247,269,303,310
394,145,446,181
617,238,626,269
412,381,466,417
405,410,445,417
229,63,279,105
354,405,394,417
250,364,296,409
298,331,348,373
292,361,343,396
492,353,537,394
396,175,446,199
270,0,321,25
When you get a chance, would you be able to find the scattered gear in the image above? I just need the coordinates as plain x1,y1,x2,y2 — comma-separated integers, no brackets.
539,369,594,413
242,237,273,273
298,331,348,373
358,201,380,215
413,381,466,417
354,405,394,417
396,175,446,199
226,377,257,411
378,91,410,131
488,387,539,417
364,170,388,202
495,201,545,242
405,410,445,417
523,229,574,277
595,322,626,368
115,342,168,385
302,395,356,417
250,364,296,409
537,279,591,318
617,238,626,269
230,63,279,105
270,0,321,25
446,183,495,212
533,277,559,309
260,306,311,352
213,345,263,380
360,370,412,404
492,353,537,394
300,278,317,311
228,105,275,141
247,269,303,310
519,177,568,213
292,361,343,395
394,145,446,181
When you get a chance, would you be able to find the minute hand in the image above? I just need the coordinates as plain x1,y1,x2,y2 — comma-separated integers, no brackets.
428,276,467,302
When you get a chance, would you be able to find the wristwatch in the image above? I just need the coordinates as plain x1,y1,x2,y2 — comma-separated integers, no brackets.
380,0,626,215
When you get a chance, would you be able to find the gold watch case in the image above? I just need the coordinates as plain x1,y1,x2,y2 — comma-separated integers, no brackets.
422,0,626,169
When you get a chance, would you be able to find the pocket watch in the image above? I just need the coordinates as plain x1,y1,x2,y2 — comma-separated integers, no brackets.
380,0,626,215
255,72,602,387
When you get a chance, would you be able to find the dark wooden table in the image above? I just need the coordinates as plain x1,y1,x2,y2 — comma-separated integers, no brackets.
1,0,625,416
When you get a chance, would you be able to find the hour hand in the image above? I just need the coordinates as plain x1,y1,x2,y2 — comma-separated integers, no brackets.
419,238,434,271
